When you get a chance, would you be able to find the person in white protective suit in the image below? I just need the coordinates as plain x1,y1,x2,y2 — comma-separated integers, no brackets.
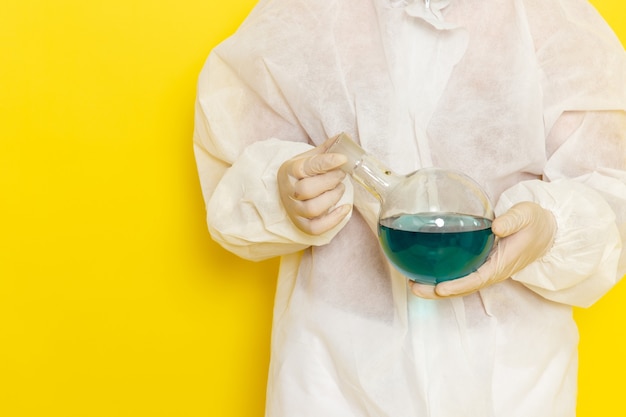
194,0,626,416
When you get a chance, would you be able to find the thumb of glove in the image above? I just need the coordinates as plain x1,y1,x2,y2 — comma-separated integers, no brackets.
299,152,347,177
492,202,537,238
286,135,348,179
490,201,556,278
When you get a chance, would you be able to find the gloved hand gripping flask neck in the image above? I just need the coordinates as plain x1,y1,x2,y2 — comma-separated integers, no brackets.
327,133,495,285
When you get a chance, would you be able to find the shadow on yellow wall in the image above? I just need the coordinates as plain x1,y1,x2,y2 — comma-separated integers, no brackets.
0,1,623,416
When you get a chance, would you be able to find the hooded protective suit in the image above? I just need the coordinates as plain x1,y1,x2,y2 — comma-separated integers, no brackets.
194,0,626,416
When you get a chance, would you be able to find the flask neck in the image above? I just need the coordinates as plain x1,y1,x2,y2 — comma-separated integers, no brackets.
350,154,401,201
327,133,401,201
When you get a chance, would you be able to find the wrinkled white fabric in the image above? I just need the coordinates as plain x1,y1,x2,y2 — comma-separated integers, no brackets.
194,0,626,416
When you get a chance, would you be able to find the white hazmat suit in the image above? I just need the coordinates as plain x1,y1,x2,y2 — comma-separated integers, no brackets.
194,0,626,416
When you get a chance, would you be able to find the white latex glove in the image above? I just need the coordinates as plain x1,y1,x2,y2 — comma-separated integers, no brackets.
277,136,352,235
410,201,557,299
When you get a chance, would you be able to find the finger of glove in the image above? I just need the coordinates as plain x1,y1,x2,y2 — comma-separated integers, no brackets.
292,170,346,200
291,183,346,219
409,281,442,299
432,267,492,297
298,204,352,235
291,153,347,179
318,134,344,153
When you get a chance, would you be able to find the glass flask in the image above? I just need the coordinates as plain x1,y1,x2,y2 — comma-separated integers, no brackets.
327,133,495,285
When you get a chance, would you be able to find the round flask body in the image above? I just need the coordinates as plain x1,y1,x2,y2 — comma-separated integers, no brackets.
377,168,495,285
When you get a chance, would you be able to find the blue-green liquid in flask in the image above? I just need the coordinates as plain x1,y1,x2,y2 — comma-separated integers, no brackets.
378,213,494,285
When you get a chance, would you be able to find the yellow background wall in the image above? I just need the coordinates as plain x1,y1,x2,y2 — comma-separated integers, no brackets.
0,1,623,416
